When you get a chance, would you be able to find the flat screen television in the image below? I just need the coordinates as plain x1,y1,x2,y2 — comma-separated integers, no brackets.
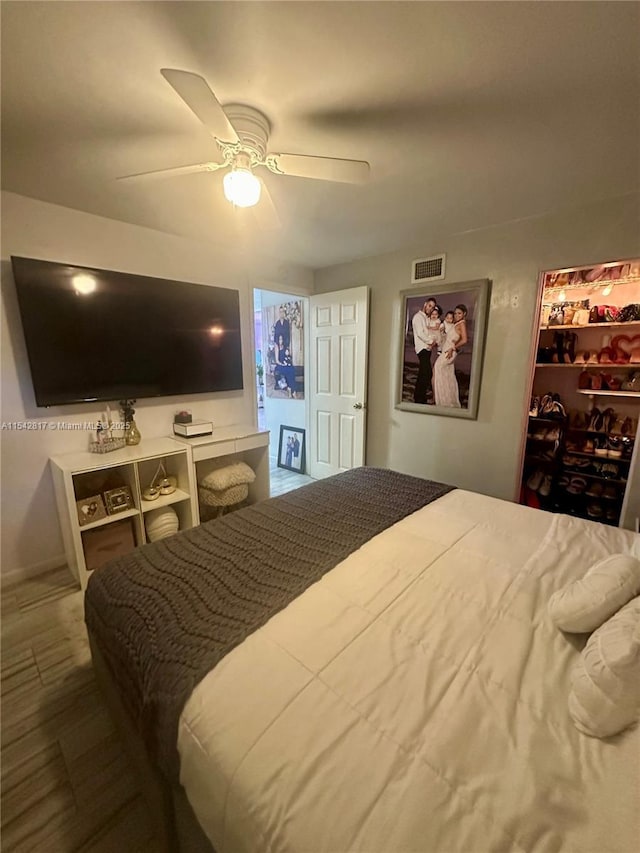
11,256,244,407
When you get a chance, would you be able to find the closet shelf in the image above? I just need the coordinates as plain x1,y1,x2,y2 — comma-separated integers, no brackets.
560,471,628,484
576,390,640,398
566,427,636,438
563,449,630,461
535,363,638,369
539,320,640,331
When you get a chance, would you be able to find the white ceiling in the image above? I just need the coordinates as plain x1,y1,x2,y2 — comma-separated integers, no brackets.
2,1,639,270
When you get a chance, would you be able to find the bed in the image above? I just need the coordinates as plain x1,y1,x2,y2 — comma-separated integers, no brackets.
85,467,640,853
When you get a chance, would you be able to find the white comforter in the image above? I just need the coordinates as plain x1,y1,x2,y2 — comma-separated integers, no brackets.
178,490,640,853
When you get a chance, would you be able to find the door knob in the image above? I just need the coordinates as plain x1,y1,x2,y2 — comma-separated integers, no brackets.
353,402,365,410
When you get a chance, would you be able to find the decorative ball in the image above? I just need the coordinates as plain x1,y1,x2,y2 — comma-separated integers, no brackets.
145,506,179,542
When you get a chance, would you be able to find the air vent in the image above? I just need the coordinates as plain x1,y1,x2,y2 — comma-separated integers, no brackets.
411,254,446,284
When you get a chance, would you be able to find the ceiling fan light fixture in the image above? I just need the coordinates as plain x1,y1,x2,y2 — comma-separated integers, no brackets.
223,166,261,208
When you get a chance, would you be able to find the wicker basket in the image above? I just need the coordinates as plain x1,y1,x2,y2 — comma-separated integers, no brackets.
88,437,126,454
198,483,249,507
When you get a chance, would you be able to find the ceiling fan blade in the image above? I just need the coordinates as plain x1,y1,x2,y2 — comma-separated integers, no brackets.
160,68,239,143
116,161,227,182
267,152,369,184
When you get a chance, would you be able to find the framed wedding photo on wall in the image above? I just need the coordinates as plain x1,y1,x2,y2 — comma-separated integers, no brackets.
396,278,490,419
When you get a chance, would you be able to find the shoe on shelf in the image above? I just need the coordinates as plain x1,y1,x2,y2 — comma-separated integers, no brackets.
601,408,615,433
602,484,619,500
529,396,540,417
548,398,566,420
578,370,591,390
621,416,636,435
594,436,609,456
546,425,561,442
587,502,604,520
527,469,544,491
601,462,620,479
610,416,625,434
538,474,553,497
567,476,588,495
605,507,619,522
586,481,604,498
539,394,554,417
573,457,592,469
540,446,558,461
607,436,623,458
621,436,634,459
587,408,601,431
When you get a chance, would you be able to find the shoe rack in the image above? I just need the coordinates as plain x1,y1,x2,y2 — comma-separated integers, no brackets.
519,258,640,530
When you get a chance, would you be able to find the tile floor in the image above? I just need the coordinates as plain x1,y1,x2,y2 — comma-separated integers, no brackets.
268,461,315,496
0,462,313,851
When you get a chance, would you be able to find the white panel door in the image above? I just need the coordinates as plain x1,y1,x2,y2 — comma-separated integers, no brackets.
309,286,369,479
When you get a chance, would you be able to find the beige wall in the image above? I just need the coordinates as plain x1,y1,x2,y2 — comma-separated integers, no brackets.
0,192,313,578
313,193,640,502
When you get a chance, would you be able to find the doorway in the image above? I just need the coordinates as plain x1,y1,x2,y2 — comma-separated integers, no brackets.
253,288,313,495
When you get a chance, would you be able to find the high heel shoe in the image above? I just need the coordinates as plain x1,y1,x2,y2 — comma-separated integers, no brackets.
587,408,602,431
601,407,615,433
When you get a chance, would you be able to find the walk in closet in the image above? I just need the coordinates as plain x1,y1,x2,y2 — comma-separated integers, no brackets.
519,258,640,530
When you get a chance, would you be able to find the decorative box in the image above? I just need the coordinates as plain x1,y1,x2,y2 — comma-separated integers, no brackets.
83,518,135,571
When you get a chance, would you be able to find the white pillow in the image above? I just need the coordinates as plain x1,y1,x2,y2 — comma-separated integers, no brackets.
548,554,640,633
200,461,255,492
568,596,640,738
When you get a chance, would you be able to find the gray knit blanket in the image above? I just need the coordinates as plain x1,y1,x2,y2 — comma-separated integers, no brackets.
85,467,453,781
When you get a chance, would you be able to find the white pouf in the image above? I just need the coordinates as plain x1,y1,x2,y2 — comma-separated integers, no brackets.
145,506,179,542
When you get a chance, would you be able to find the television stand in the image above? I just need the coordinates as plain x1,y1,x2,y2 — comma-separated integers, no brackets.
50,426,270,590
50,437,198,590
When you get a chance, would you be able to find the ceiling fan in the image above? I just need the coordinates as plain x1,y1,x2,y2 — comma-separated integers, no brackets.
118,69,370,223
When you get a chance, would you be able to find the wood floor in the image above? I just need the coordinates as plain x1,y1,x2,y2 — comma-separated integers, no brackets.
1,566,160,852
0,465,314,852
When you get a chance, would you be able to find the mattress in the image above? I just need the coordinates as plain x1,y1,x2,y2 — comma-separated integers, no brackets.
178,489,640,853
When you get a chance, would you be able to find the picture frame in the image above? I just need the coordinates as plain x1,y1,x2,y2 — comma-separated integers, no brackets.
262,300,305,400
103,485,134,515
277,425,306,473
76,494,107,526
396,278,490,419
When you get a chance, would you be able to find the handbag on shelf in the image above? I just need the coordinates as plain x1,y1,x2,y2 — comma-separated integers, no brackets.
572,308,590,326
589,305,620,323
